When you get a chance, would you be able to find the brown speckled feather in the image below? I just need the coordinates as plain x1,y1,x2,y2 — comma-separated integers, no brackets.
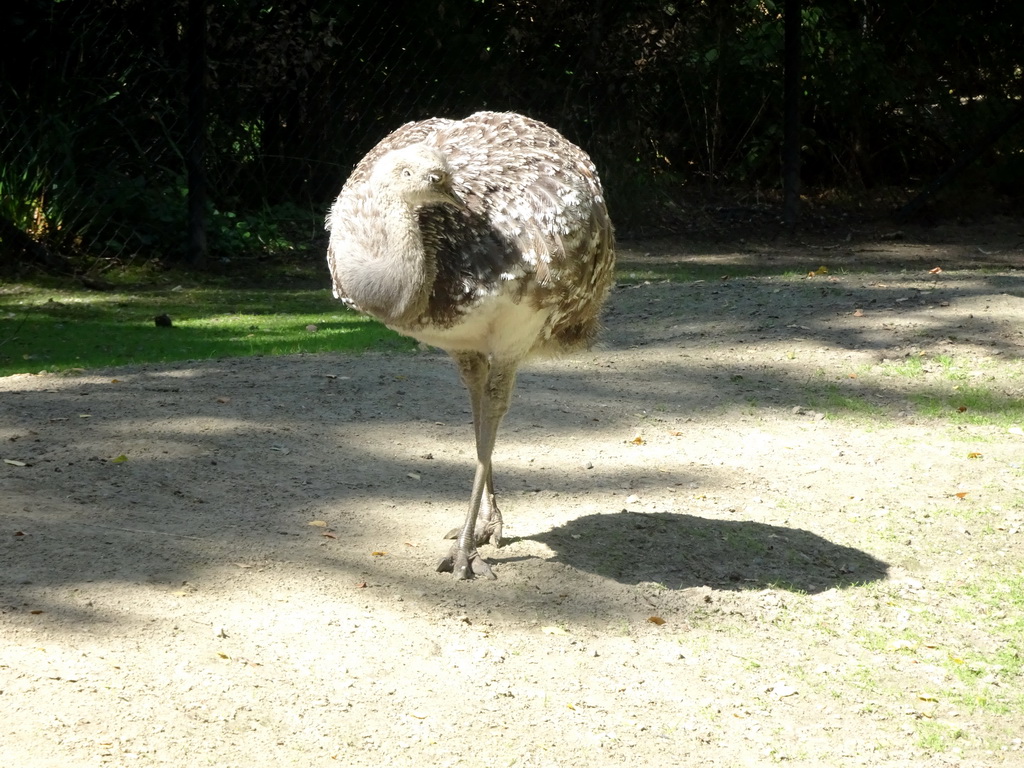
326,111,615,356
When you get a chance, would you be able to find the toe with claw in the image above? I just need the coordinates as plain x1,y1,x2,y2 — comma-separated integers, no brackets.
436,544,496,580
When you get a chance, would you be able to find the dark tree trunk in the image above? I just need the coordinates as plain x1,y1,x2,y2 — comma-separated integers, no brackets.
782,0,802,230
186,0,208,268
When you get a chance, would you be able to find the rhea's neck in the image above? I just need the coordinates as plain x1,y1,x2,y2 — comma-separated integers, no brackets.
346,191,436,328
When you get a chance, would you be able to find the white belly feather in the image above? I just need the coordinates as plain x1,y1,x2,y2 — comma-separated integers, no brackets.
402,290,550,360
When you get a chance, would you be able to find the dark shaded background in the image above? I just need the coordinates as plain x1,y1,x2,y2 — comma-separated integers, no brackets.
2,0,1022,270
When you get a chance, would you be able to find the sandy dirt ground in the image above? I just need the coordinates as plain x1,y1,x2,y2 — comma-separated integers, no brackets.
2,220,1023,766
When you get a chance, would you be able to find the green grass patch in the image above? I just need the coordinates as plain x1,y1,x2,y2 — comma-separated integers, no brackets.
615,260,792,284
960,573,1024,631
879,355,928,378
0,282,414,376
909,385,1024,426
931,354,970,381
880,353,986,383
876,353,1024,424
938,573,1024,711
613,262,858,284
808,383,887,417
915,720,968,753
615,262,729,284
845,569,1024,722
835,352,1024,427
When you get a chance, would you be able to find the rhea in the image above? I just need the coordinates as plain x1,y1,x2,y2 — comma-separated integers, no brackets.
326,111,615,579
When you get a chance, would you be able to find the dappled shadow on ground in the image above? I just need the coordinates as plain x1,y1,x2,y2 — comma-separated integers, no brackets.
616,218,1024,276
605,268,1024,357
528,511,888,594
2,234,1021,768
1,250,1019,630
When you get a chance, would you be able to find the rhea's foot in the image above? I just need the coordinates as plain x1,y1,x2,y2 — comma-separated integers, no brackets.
444,505,503,548
436,544,496,580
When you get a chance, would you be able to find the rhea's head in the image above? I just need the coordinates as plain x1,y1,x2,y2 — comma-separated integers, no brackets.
370,144,465,210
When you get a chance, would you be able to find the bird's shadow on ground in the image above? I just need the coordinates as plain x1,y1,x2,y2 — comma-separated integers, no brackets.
525,511,888,593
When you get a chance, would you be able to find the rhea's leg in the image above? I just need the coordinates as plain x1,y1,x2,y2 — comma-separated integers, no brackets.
437,353,517,580
444,354,504,548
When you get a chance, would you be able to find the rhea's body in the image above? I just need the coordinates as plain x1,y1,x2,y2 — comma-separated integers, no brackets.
325,111,614,579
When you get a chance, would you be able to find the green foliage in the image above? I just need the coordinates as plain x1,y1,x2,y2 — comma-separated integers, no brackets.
0,112,85,251
4,0,1024,266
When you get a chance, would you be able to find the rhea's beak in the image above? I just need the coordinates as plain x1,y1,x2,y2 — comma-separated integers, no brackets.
423,168,470,214
436,183,470,214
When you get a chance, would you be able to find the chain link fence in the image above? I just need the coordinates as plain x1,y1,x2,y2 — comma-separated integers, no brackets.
3,1,1022,275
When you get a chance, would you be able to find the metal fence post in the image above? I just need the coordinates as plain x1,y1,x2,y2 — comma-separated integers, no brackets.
186,0,208,268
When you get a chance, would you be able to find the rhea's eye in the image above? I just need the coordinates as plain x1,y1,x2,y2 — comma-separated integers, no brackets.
401,168,413,178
